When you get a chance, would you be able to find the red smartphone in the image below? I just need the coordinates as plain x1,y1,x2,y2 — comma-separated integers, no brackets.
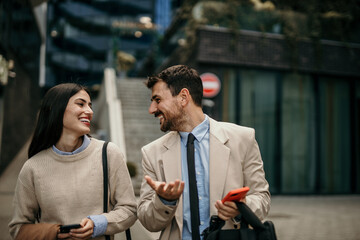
222,187,250,203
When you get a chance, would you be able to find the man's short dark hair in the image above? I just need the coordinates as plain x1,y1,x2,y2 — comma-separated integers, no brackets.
146,65,203,106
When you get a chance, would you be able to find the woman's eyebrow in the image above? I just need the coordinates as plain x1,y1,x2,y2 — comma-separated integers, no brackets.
76,98,92,105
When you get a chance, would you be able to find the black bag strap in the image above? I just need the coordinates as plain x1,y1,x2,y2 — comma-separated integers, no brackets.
102,142,109,213
126,228,132,240
102,142,132,240
235,202,267,231
102,142,110,240
201,215,226,240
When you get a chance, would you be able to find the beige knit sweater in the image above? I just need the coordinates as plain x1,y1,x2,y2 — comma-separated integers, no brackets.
9,138,137,240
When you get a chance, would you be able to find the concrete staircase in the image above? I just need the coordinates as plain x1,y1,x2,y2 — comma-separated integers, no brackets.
116,78,164,194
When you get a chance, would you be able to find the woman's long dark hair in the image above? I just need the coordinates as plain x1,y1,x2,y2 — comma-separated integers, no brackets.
28,83,90,158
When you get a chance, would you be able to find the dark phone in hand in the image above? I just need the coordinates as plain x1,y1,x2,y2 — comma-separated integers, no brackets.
59,224,82,233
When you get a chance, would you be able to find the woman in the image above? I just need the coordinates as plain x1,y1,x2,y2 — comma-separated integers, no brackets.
9,83,137,240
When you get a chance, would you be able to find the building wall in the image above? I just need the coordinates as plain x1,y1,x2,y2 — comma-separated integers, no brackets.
215,68,360,194
192,27,360,194
0,0,42,174
196,26,360,77
0,53,41,173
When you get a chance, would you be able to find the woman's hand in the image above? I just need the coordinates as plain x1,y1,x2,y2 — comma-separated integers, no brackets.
57,218,94,240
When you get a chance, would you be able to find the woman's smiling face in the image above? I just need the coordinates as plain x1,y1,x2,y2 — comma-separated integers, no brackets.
62,90,93,137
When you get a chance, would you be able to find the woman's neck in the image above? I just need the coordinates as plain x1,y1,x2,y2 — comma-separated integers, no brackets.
55,135,84,152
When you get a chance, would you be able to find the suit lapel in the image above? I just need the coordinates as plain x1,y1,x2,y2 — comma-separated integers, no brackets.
161,132,183,228
209,119,230,215
162,131,182,182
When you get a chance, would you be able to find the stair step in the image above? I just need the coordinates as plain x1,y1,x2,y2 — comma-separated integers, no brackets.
116,78,164,194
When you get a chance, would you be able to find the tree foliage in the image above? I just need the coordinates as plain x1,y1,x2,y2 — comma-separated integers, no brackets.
173,0,360,67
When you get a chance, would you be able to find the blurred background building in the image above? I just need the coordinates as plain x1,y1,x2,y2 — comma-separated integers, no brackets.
152,0,360,195
0,0,44,178
45,0,155,86
1,0,359,195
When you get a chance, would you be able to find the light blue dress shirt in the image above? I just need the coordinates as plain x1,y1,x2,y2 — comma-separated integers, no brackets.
179,115,210,240
52,135,108,238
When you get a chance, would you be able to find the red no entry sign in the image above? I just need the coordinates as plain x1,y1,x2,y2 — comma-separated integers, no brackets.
200,73,221,98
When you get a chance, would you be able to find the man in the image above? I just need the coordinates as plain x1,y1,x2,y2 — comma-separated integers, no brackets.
137,65,270,240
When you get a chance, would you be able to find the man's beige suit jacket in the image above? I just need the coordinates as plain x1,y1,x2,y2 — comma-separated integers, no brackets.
138,117,270,240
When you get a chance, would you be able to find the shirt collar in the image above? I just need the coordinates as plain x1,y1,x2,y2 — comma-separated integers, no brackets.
52,135,91,155
180,114,209,145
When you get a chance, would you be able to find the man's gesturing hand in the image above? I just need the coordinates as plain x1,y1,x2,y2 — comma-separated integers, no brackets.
145,175,185,201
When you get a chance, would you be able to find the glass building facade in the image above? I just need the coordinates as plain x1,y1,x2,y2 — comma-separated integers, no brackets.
219,68,359,194
45,0,172,87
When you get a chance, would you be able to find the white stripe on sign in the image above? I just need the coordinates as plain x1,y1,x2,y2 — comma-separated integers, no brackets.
203,82,219,89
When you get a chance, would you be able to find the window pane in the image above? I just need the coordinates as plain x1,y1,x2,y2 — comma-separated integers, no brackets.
282,74,316,193
319,77,351,193
222,69,237,123
240,70,277,193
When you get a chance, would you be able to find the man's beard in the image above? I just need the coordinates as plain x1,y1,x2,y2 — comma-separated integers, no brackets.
157,105,186,132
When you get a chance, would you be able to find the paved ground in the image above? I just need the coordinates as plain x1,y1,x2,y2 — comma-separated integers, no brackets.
1,144,359,239
2,193,359,240
267,195,360,240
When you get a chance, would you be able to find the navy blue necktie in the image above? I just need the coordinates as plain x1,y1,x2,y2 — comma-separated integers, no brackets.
187,133,200,239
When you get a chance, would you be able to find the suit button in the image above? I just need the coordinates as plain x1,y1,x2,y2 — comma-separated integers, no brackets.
165,210,169,214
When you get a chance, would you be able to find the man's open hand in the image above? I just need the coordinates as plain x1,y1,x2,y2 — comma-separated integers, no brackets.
145,175,185,201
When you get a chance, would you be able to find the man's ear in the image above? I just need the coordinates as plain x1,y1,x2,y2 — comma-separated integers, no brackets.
178,88,191,106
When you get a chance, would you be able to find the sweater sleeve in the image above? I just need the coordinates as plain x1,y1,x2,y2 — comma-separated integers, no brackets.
102,142,137,235
15,223,60,240
8,163,41,239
